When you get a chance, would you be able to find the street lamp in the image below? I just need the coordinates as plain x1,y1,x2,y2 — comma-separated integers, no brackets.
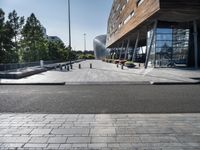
83,33,86,51
68,0,71,49
68,0,72,64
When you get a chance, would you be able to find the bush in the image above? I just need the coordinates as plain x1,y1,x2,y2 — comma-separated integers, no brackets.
86,54,95,59
125,61,136,68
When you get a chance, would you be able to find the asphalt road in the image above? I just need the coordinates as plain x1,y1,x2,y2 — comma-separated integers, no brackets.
0,84,200,114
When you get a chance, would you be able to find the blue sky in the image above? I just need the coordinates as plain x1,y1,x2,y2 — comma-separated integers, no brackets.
0,0,113,51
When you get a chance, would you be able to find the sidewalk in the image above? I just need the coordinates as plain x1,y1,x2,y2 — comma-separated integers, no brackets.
1,60,200,84
0,113,200,149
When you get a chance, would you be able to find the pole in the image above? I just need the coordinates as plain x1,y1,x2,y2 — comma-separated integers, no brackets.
84,33,86,51
193,20,198,69
68,0,72,64
68,0,71,49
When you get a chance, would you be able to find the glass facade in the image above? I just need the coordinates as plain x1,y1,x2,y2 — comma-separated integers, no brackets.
147,23,190,67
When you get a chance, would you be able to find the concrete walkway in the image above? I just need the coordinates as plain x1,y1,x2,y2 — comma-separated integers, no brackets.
1,60,200,84
0,113,200,149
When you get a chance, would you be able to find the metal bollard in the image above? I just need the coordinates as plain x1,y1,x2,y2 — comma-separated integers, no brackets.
59,64,62,71
67,65,70,71
117,64,119,68
139,63,141,67
79,64,81,69
121,64,124,70
90,63,92,69
70,64,73,69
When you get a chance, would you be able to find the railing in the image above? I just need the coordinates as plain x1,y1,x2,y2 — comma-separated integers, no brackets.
0,60,60,71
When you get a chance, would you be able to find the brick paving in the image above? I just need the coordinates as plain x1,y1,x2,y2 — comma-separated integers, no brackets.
0,113,200,149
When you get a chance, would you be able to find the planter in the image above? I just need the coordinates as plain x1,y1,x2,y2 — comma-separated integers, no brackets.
119,60,127,65
125,61,136,68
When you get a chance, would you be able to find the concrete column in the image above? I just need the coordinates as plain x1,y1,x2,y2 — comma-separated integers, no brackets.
193,20,198,69
119,42,124,60
132,31,140,62
124,39,130,60
145,20,158,69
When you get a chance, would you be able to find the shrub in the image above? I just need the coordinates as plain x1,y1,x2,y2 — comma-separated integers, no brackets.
125,61,136,68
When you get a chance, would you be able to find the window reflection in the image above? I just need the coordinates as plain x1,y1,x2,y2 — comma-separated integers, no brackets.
147,26,189,67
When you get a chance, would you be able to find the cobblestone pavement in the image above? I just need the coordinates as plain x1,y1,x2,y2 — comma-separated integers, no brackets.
0,113,200,149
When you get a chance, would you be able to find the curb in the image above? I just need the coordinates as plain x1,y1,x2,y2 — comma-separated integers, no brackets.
151,81,200,85
0,68,47,79
0,82,66,85
65,81,152,85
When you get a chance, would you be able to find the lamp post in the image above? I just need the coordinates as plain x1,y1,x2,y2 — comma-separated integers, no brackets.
68,0,72,63
68,0,71,49
83,33,86,51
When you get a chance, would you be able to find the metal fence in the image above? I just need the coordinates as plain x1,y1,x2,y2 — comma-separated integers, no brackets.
0,60,60,71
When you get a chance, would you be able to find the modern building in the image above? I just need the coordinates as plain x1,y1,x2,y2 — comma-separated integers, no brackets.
93,35,109,59
106,0,200,68
47,36,63,43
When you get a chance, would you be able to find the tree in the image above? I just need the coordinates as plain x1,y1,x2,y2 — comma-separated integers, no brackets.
7,10,24,50
0,8,5,63
0,9,15,63
21,13,48,62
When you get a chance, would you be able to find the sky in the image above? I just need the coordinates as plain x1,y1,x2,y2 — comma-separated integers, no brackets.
0,0,113,51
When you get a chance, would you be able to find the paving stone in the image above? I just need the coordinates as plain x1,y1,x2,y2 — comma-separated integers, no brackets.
116,136,141,143
59,144,72,148
29,137,49,143
177,135,200,143
91,137,116,143
30,129,52,135
88,143,107,148
140,135,179,143
0,143,24,148
23,143,48,148
90,127,116,135
71,144,88,148
67,137,91,143
47,144,60,148
0,137,30,143
48,137,67,144
51,128,89,135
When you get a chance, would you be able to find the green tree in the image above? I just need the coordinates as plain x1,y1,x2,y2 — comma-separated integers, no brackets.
48,41,68,61
0,8,5,63
21,13,48,62
0,9,16,63
7,10,24,50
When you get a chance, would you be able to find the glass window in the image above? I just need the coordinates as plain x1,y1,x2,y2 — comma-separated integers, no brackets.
147,26,190,68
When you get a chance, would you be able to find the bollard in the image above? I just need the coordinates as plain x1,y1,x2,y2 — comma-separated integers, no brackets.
70,64,73,69
139,63,141,67
59,64,62,71
90,63,92,69
79,64,81,69
117,64,119,68
67,65,70,71
121,64,124,70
